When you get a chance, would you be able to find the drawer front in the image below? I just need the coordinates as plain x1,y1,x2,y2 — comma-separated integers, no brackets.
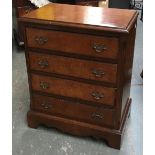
26,28,119,59
29,52,117,84
31,74,116,106
32,94,115,127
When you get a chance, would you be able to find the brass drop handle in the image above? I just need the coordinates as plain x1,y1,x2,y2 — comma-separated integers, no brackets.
93,43,107,53
41,102,52,110
40,81,49,89
91,91,104,100
91,113,104,120
35,36,48,45
38,59,49,68
92,69,105,77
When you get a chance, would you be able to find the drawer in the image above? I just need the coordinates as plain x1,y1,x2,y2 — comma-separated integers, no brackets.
29,52,117,84
32,94,115,127
31,74,116,106
26,28,119,59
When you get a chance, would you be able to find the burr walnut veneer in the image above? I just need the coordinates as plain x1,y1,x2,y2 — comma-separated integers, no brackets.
20,3,138,149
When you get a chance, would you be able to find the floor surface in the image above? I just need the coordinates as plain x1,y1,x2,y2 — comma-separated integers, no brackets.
12,12,143,155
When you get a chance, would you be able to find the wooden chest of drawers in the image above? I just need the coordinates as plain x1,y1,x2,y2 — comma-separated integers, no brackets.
20,3,138,149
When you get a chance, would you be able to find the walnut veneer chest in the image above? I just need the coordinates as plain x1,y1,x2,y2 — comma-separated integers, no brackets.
20,3,138,149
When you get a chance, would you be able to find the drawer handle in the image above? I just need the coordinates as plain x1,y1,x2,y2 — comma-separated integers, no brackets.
91,91,104,100
40,81,49,89
35,36,48,45
92,69,105,77
91,113,103,120
38,60,49,68
41,102,52,110
93,43,107,53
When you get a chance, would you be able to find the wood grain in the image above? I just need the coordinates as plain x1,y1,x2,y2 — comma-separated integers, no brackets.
20,3,138,33
26,28,119,59
31,73,116,106
29,51,117,84
31,94,115,127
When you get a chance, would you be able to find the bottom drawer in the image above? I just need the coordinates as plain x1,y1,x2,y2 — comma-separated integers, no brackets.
31,94,115,127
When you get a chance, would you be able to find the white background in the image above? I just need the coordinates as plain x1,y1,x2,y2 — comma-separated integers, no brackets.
0,0,154,155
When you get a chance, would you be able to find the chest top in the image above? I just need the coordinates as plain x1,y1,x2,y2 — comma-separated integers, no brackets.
20,3,138,33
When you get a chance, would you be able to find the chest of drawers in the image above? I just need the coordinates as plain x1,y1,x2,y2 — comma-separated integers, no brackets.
20,3,138,149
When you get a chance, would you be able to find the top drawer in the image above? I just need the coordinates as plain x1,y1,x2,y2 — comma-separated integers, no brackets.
26,28,119,59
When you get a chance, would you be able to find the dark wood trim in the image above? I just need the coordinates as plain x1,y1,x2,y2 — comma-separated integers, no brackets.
32,90,116,109
30,70,117,87
27,48,119,64
22,22,124,37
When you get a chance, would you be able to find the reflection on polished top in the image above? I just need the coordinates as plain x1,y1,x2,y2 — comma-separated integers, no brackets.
21,3,138,32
